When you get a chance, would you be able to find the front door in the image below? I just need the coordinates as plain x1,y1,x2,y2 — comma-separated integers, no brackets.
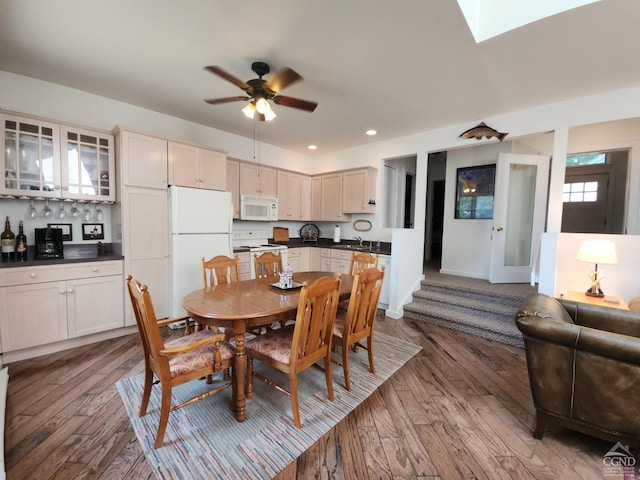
489,153,549,283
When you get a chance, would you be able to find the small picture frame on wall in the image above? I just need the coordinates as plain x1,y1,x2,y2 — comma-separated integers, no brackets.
455,164,496,219
47,223,73,241
82,223,104,240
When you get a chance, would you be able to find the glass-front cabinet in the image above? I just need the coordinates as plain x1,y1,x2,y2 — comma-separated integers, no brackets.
1,112,114,202
2,114,61,197
60,126,115,201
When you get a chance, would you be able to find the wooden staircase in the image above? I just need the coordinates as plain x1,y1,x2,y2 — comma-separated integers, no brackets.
403,272,537,347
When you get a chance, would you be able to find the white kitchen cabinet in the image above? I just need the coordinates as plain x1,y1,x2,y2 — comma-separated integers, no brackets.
277,171,311,221
227,159,241,219
330,248,353,274
378,254,391,306
67,274,124,336
312,173,351,222
320,248,332,272
298,247,311,271
240,162,277,197
120,186,169,325
311,176,322,220
115,129,168,189
1,113,60,197
236,251,251,280
287,247,300,271
309,247,323,271
0,261,124,352
168,141,226,191
342,167,377,214
60,125,115,202
1,113,116,201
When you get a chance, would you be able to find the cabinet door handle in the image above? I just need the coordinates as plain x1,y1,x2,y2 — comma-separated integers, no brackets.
59,289,66,294
92,267,99,272
29,273,37,278
67,288,74,294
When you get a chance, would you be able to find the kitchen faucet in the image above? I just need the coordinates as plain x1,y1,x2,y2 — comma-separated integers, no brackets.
354,236,363,246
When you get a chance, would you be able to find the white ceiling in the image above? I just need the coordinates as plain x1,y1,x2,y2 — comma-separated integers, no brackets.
1,0,639,155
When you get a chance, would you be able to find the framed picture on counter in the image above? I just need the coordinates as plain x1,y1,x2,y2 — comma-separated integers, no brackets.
82,223,104,240
47,223,73,241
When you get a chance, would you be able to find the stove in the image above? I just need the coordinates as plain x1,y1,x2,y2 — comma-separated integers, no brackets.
232,230,288,278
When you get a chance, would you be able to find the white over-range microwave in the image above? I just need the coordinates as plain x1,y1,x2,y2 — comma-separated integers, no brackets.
240,195,278,221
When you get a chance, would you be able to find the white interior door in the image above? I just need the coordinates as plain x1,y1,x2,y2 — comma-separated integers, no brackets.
489,153,549,283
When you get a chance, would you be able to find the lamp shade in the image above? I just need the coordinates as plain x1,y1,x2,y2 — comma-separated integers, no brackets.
576,239,618,264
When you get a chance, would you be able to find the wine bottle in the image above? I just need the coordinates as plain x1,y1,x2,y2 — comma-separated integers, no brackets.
16,220,27,261
1,216,16,261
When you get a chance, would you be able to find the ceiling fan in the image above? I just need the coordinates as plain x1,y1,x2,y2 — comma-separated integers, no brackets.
204,61,318,121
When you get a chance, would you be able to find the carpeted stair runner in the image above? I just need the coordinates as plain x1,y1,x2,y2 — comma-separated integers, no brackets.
404,274,536,347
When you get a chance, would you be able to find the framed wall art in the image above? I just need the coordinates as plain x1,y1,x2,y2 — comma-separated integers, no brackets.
455,164,496,219
47,223,73,241
82,223,104,240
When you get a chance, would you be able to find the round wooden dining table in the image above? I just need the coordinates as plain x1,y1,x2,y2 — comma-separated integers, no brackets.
181,271,353,422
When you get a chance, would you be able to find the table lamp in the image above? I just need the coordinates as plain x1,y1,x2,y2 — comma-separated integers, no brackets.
576,239,618,297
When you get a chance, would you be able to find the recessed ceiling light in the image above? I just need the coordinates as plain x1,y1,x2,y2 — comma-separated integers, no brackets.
366,130,377,136
307,145,317,150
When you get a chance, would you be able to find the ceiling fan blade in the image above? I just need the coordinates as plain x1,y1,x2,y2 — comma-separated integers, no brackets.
273,95,318,112
204,96,250,105
265,67,302,93
204,66,250,90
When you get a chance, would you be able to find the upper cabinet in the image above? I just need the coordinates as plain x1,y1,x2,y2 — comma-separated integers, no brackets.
1,113,60,198
168,141,226,191
115,129,167,189
342,167,377,214
1,112,115,201
60,125,115,202
240,163,277,197
277,170,311,221
227,158,241,219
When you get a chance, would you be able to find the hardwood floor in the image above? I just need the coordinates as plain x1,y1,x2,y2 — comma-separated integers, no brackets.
4,316,629,479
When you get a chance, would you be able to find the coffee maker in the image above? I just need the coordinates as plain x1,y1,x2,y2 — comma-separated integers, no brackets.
34,227,64,259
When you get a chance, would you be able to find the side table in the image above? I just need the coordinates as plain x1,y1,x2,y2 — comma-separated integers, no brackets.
560,290,629,311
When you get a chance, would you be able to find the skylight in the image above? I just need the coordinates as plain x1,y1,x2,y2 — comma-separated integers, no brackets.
456,0,601,43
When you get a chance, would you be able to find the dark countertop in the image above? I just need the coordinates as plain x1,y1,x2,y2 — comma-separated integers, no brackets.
234,237,391,256
0,244,123,269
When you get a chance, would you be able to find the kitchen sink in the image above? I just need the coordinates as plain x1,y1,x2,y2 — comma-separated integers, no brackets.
334,244,370,251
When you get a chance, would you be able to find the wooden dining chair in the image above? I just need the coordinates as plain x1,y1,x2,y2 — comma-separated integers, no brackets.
245,274,342,428
202,254,240,287
253,251,283,279
126,275,235,449
349,251,379,275
337,251,380,312
332,266,384,391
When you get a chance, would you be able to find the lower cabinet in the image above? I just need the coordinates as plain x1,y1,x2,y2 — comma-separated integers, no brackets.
236,252,251,281
377,254,391,306
287,247,311,272
0,261,124,352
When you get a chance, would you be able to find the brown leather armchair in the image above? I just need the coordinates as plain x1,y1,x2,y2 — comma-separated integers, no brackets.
516,293,640,446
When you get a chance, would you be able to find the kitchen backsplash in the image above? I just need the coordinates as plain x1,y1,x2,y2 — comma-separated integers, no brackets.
0,198,113,244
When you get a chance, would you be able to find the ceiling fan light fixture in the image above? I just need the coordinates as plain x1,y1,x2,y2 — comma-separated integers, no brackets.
263,108,276,121
242,102,256,119
255,97,270,115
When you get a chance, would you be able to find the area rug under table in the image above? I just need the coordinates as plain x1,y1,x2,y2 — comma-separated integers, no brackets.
116,331,421,479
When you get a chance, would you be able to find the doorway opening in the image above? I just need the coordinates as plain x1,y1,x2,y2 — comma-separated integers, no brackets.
424,152,446,270
561,149,628,234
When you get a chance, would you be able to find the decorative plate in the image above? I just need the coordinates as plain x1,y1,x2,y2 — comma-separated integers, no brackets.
299,223,320,241
353,219,372,232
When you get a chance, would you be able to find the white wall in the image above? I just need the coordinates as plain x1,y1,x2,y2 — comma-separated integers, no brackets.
540,232,640,303
440,141,511,278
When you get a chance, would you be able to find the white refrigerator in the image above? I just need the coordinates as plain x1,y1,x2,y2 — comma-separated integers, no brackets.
168,186,233,317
